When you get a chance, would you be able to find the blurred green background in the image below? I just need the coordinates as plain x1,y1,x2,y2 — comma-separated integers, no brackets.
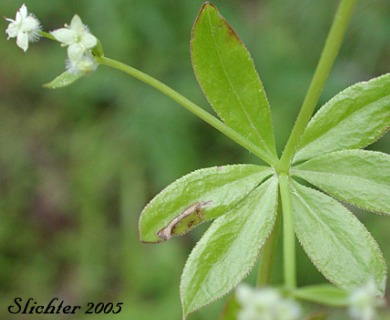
0,0,389,319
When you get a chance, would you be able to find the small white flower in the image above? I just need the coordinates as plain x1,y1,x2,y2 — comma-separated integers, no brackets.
236,284,301,320
348,279,385,320
5,4,41,52
51,15,97,62
66,52,97,75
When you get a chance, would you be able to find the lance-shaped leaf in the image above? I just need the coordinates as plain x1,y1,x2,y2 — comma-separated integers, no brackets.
292,150,390,214
191,2,277,160
290,181,386,294
139,165,273,243
181,177,278,317
294,73,390,163
43,71,82,89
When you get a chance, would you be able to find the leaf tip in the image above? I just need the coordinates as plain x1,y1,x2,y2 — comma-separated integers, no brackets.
194,1,221,25
201,1,216,9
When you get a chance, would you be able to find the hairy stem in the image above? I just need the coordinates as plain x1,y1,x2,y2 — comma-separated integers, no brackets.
96,56,277,166
279,173,296,290
256,203,281,287
278,0,357,171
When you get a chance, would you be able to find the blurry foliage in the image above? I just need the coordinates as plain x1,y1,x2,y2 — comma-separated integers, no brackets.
0,0,389,319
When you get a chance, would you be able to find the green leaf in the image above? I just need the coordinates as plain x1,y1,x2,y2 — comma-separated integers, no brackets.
43,71,82,89
181,177,278,316
191,2,277,160
290,181,386,294
294,73,390,163
292,150,390,214
293,284,349,307
139,165,273,243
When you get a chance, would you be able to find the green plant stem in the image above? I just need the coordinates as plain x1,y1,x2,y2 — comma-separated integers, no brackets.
279,173,296,290
40,31,56,41
96,56,277,167
256,203,281,287
278,0,357,171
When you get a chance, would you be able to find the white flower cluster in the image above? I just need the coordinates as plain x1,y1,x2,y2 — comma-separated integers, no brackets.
5,4,98,75
51,15,98,75
236,284,301,320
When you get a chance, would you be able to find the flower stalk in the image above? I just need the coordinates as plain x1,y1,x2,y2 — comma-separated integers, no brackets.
96,56,277,166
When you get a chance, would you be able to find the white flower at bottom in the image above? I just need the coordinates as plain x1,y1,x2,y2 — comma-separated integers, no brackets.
348,279,385,320
5,4,41,52
236,284,301,320
66,53,97,75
